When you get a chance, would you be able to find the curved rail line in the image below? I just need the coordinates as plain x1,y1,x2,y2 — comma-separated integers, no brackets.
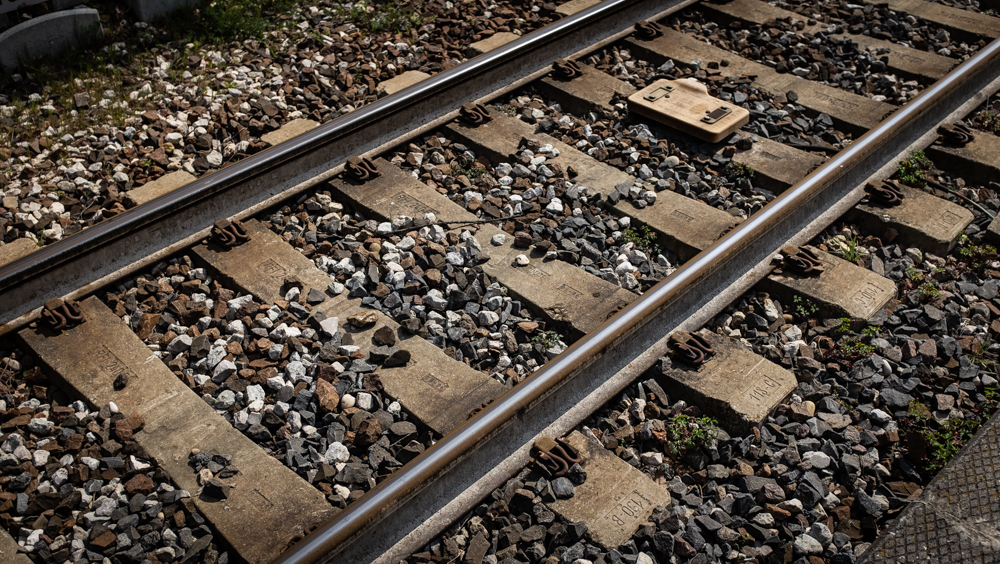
274,29,1000,564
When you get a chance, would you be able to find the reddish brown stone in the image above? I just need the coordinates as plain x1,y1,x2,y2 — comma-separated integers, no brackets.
125,474,155,495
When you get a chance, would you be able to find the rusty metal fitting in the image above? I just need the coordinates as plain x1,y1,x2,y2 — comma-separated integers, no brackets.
634,20,663,39
345,156,380,182
212,219,250,248
782,245,825,276
865,180,904,206
669,331,714,366
459,102,492,125
936,122,974,147
532,436,582,477
552,59,582,80
41,298,84,331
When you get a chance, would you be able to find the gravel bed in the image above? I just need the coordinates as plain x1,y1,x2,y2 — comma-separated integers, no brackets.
389,131,680,294
103,254,436,511
265,191,565,379
396,150,1000,564
673,11,923,104
771,0,985,60
0,0,559,248
0,347,233,563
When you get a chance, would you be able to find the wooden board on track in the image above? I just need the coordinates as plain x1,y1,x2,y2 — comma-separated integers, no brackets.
20,297,334,564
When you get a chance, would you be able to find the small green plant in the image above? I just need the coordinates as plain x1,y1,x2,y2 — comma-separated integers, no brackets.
659,414,719,457
918,281,941,302
532,330,563,349
454,157,487,180
823,318,878,364
896,149,930,187
905,267,924,282
957,233,998,275
903,398,987,474
839,233,864,263
725,161,755,182
621,224,661,256
970,333,996,369
793,295,819,318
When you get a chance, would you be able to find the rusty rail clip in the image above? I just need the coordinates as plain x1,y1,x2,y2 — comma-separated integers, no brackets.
865,180,904,206
782,245,825,276
669,331,714,366
459,102,492,125
936,123,974,147
532,436,582,477
345,156,380,182
212,219,250,248
634,20,663,39
552,59,583,80
41,298,84,331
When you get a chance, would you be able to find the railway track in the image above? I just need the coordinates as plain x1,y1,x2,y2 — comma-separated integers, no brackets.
3,0,1000,563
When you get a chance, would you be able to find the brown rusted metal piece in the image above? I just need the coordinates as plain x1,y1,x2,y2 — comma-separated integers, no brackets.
936,122,975,147
532,436,582,477
41,298,83,331
669,331,714,366
552,59,583,80
212,219,250,248
634,20,663,39
345,156,380,182
865,180,904,206
782,245,825,276
459,102,492,125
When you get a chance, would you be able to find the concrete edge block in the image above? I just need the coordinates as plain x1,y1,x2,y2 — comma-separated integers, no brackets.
0,8,102,72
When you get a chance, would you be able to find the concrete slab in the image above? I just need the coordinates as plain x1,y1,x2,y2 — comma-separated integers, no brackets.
261,118,318,146
703,0,955,82
885,0,1000,42
537,63,636,115
446,111,636,196
328,160,635,337
314,301,504,435
378,70,431,97
549,431,673,549
623,31,894,134
125,170,195,208
0,238,37,268
928,133,1000,187
474,222,636,337
657,332,796,432
851,184,973,255
987,215,1000,248
194,219,502,434
194,220,340,306
20,297,333,564
466,32,520,57
620,190,737,260
330,158,478,225
761,247,895,319
0,527,31,564
555,0,603,16
0,8,101,72
732,138,825,193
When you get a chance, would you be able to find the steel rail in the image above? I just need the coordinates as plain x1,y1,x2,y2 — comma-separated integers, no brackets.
275,35,1000,564
0,0,691,329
